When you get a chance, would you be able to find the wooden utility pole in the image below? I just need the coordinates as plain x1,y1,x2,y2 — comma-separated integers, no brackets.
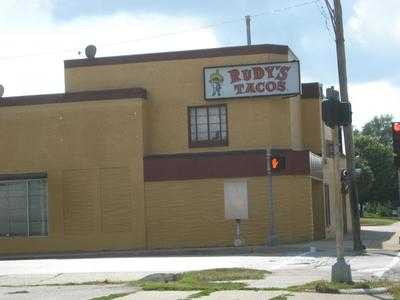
325,0,364,252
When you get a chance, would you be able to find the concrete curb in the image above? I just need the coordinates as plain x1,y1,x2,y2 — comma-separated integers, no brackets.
0,245,311,261
338,287,389,295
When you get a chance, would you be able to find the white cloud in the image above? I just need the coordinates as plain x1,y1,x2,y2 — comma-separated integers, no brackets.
349,80,400,129
0,1,219,96
347,0,400,46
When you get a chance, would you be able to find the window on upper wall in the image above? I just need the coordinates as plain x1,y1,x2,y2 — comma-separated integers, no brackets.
188,104,228,147
0,174,48,238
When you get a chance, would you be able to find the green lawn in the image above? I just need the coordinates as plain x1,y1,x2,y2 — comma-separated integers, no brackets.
360,217,399,226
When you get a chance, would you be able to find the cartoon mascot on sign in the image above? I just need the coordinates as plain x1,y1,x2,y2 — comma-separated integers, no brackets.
209,70,224,97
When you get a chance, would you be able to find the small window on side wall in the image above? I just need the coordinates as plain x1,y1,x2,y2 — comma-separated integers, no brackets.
188,104,228,147
0,174,48,238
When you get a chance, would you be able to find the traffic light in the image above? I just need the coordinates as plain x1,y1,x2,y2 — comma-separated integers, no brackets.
392,122,400,154
271,156,286,172
322,87,352,128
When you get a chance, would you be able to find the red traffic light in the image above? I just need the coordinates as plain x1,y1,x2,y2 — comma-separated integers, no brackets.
393,122,400,133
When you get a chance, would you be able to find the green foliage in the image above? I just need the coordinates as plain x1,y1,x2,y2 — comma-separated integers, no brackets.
354,132,397,209
355,159,374,206
362,114,394,146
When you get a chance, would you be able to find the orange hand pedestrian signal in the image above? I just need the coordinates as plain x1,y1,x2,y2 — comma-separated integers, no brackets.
270,157,286,172
271,158,279,170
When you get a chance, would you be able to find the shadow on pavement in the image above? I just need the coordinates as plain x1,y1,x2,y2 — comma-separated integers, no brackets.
361,229,396,249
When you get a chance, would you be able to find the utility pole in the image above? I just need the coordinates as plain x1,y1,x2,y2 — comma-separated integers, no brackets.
325,0,364,252
323,87,352,282
332,127,351,282
245,15,252,45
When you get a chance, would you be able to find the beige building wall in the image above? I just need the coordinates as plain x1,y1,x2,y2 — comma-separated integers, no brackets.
65,53,302,155
0,98,147,254
145,175,313,249
0,46,335,254
301,97,323,155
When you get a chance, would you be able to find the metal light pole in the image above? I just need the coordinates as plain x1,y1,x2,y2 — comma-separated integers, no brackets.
325,0,364,252
245,15,252,46
331,127,352,282
266,149,278,246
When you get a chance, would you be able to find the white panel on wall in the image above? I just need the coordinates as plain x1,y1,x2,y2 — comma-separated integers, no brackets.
224,179,248,220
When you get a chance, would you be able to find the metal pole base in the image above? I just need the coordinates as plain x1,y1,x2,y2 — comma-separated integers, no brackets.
267,235,279,247
234,219,245,247
331,257,352,283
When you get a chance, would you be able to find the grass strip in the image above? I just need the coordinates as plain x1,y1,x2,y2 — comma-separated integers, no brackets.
288,280,389,293
361,217,399,226
133,268,269,298
89,292,131,300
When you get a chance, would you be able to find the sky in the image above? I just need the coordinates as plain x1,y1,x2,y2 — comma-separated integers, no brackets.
0,0,399,128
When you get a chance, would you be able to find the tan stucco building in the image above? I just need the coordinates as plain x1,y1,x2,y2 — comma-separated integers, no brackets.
0,44,349,254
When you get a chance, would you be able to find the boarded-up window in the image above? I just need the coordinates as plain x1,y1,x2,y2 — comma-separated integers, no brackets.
63,169,97,235
100,168,133,233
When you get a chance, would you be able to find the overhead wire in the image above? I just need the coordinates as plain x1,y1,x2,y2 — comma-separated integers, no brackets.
315,0,335,41
0,0,321,61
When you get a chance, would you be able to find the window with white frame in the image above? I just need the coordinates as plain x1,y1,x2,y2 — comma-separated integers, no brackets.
0,174,48,238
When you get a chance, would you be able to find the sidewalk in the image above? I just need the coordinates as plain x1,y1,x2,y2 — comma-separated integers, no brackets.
0,224,398,288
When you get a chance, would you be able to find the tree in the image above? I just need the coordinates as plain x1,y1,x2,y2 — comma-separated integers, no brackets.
354,134,396,212
362,114,393,146
354,159,374,216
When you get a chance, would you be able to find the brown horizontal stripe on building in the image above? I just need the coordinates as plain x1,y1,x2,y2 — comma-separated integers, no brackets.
144,149,310,181
64,44,290,68
301,82,322,99
0,88,147,107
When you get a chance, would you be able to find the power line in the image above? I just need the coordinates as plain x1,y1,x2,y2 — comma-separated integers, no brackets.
0,0,320,61
315,0,335,41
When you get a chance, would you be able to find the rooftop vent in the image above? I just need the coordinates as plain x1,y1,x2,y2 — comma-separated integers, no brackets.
85,45,97,59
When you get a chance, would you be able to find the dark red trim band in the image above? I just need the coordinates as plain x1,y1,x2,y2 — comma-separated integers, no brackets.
144,149,310,182
0,88,147,107
301,82,322,99
64,44,289,68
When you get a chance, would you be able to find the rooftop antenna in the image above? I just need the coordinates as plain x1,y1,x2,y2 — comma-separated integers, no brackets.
85,45,97,59
0,85,4,98
245,15,252,45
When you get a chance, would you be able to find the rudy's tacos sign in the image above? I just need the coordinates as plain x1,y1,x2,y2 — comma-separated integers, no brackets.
204,61,300,100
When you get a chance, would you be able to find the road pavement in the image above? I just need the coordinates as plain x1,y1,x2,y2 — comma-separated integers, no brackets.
0,222,397,299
